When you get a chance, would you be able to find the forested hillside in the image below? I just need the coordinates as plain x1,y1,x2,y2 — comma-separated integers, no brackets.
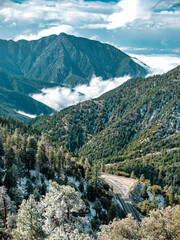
0,70,58,120
0,116,127,239
31,66,180,191
0,116,180,239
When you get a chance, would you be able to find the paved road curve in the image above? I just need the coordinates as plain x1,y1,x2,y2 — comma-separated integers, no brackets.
100,173,141,223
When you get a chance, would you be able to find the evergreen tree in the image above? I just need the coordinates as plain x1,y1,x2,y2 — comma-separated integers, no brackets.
27,137,37,151
91,162,100,188
5,148,16,169
107,204,117,222
4,165,18,189
0,138,4,157
140,174,145,182
98,215,141,240
169,189,175,206
48,148,55,171
13,195,45,240
36,143,48,174
0,186,14,229
141,206,180,240
42,181,88,239
100,159,105,172
130,171,135,179
141,184,148,199
26,148,36,172
85,167,89,180
55,151,62,178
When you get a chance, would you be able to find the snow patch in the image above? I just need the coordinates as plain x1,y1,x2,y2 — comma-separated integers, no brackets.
149,111,156,121
147,187,153,202
155,194,165,207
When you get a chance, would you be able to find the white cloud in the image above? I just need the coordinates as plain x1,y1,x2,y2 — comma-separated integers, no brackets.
106,0,153,29
75,75,130,99
16,110,37,118
31,87,84,111
0,0,108,24
14,24,74,41
31,75,130,111
129,53,180,75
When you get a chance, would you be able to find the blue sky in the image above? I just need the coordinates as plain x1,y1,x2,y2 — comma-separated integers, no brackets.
0,0,180,72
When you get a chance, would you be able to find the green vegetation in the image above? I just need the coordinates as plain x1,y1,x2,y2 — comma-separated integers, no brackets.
32,66,180,194
0,116,127,239
0,70,57,120
98,206,180,240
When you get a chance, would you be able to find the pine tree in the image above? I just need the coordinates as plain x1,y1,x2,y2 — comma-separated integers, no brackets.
48,148,55,171
100,159,105,172
130,171,135,179
0,186,14,229
141,184,148,199
27,137,37,151
5,147,16,169
91,162,100,188
141,206,180,240
4,165,18,189
36,142,48,174
169,189,175,206
85,167,89,180
0,137,4,157
13,195,45,240
140,174,145,182
42,181,87,238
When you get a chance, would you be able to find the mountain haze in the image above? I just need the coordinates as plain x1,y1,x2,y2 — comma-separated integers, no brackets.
0,33,148,87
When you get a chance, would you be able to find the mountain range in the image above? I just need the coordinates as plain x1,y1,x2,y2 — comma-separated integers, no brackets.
0,33,148,87
0,33,149,120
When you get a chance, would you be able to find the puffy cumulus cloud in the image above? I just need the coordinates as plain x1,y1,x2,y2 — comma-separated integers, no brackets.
31,75,130,111
105,0,180,30
130,53,180,75
106,0,154,29
14,24,75,41
0,0,179,43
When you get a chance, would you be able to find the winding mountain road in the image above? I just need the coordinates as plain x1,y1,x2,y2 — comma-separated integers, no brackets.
100,173,141,223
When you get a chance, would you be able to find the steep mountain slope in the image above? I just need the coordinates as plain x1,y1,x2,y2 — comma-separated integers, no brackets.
0,33,148,87
32,65,180,159
31,66,180,189
0,70,56,120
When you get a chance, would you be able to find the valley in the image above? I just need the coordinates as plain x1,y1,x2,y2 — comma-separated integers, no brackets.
100,173,141,222
0,32,179,239
0,33,149,120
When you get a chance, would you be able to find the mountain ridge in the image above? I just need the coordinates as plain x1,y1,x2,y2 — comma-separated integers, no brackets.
0,33,148,87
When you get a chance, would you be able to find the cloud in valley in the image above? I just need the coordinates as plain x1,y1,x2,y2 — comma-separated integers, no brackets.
130,54,180,75
30,53,180,113
16,110,37,118
31,75,130,111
